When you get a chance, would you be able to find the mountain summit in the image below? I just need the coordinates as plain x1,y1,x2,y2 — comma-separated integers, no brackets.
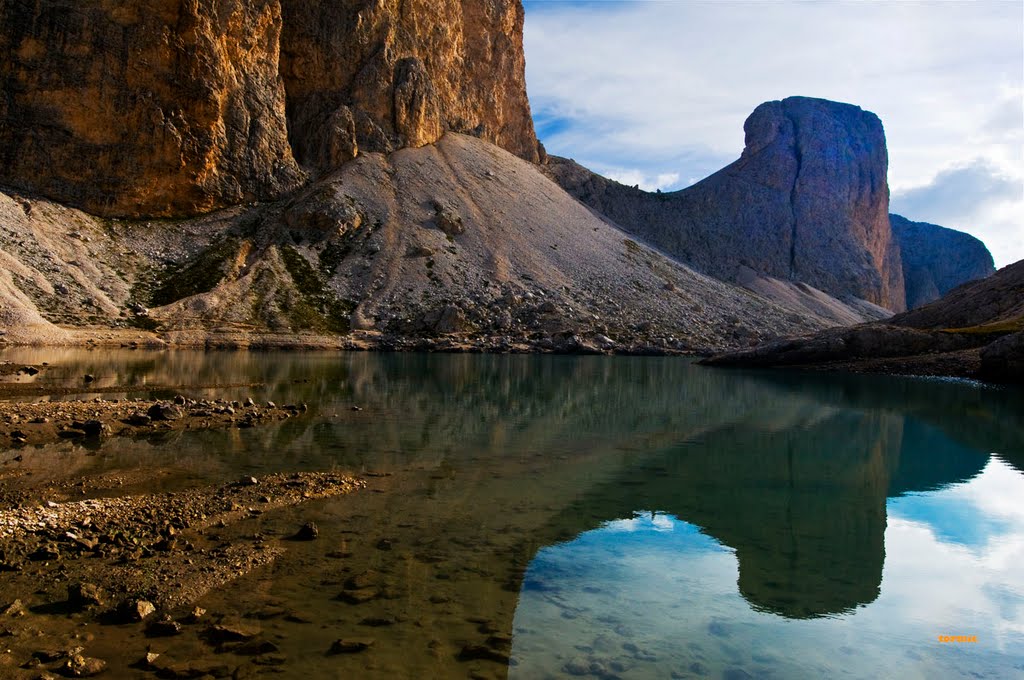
546,96,995,313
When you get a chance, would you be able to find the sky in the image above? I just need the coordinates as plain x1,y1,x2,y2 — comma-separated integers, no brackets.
522,0,1024,268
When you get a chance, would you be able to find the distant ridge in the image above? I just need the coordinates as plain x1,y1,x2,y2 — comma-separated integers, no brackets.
890,214,995,309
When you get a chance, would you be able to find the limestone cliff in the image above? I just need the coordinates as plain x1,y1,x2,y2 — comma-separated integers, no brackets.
278,0,540,169
0,0,539,218
890,214,995,309
547,97,906,311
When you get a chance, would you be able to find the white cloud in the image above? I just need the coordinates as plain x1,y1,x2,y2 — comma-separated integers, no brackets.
891,160,1023,267
601,168,679,192
524,1,1024,267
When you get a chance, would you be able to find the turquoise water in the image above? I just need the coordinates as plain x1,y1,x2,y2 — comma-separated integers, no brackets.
1,350,1022,678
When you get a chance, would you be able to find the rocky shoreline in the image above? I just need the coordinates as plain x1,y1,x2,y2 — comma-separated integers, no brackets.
0,327,706,357
0,350,379,679
0,471,364,678
0,396,310,449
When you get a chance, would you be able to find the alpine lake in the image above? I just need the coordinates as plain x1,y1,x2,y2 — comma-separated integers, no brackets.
1,349,1022,679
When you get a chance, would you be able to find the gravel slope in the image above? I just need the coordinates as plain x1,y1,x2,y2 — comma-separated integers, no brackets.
0,134,843,353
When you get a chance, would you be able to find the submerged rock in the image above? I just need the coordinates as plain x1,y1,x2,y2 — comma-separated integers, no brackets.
62,654,106,677
67,583,104,610
328,638,375,654
292,522,319,541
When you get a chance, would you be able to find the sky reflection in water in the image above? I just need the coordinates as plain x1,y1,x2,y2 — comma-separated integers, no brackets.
513,447,1024,679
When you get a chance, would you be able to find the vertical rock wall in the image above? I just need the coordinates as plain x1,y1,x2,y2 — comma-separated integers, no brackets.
547,97,908,311
0,0,540,217
0,0,304,217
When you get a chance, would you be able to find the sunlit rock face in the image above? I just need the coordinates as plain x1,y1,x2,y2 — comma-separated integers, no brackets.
0,0,539,218
0,0,303,217
278,0,540,169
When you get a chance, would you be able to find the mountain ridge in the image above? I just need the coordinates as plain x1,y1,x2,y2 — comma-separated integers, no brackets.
0,3,1003,362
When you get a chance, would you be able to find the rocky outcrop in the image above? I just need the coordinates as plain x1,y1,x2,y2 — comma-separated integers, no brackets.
547,96,906,311
891,259,1024,331
702,260,1024,382
0,0,539,218
890,214,995,309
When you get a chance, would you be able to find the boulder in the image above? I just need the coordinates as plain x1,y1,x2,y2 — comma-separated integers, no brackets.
980,332,1024,383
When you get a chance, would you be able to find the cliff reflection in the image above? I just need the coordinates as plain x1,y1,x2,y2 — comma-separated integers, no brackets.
537,383,993,619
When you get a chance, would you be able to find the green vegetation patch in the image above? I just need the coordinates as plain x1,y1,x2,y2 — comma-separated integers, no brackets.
125,315,161,332
280,245,354,334
149,238,240,307
942,316,1024,336
317,219,382,277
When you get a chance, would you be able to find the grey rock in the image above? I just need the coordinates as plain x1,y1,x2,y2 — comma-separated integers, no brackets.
891,214,994,309
147,403,183,421
67,583,104,609
62,654,106,678
2,599,24,616
328,638,374,654
434,200,465,237
548,96,906,311
202,623,258,644
120,598,156,623
293,522,319,541
980,332,1024,383
80,420,105,438
127,413,151,427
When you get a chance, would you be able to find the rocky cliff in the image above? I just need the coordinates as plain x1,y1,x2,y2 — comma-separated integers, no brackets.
890,214,995,309
0,0,539,218
547,97,907,311
278,0,540,169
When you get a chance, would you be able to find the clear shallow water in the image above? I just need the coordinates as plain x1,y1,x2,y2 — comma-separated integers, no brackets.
1,349,1023,678
513,458,1024,679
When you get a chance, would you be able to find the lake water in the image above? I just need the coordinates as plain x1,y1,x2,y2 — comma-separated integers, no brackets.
1,349,1022,678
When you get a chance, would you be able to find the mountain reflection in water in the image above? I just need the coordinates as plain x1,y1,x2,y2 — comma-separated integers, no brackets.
1,350,1021,679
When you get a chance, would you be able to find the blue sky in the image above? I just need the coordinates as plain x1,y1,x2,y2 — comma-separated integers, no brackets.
522,0,1023,267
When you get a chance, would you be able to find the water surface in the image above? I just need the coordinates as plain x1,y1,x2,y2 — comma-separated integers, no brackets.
1,349,1022,678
